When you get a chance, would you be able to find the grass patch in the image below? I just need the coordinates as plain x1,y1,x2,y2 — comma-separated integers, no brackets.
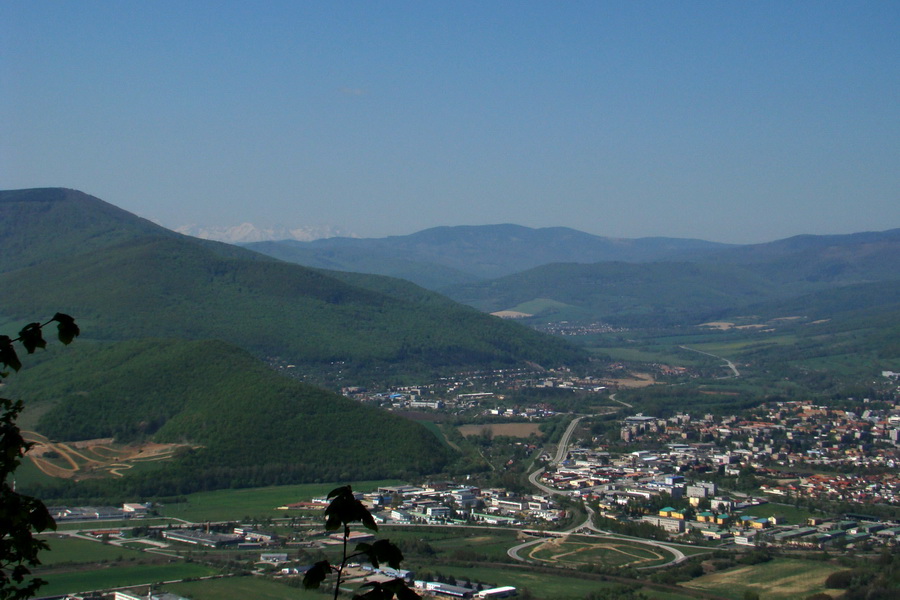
680,557,843,600
735,501,817,525
589,347,691,364
429,564,696,600
417,420,455,449
39,535,147,565
527,536,674,569
37,562,218,597
164,576,323,600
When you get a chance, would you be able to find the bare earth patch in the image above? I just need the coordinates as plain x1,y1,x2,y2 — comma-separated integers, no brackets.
491,310,533,319
602,372,656,388
700,321,734,330
24,432,195,480
457,423,543,438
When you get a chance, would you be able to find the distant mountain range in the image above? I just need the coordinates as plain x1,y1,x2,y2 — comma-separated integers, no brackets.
245,224,900,326
244,224,732,288
175,222,354,243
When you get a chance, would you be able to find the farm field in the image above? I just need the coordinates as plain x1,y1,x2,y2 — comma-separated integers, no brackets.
457,423,543,438
680,558,843,600
590,346,687,365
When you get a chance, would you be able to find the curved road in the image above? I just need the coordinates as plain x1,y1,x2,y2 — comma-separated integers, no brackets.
680,345,740,377
513,414,689,568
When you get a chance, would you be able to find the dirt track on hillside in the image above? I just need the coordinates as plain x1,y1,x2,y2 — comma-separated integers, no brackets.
24,432,193,480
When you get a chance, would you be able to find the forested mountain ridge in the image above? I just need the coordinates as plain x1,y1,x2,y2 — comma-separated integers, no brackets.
244,224,732,288
0,188,583,374
437,229,900,327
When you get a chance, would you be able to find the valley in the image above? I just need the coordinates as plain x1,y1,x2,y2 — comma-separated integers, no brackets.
2,188,900,600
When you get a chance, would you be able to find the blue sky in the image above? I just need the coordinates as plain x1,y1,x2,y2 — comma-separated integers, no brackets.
2,1,898,243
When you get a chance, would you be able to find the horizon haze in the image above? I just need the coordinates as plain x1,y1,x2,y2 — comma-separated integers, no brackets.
3,2,898,244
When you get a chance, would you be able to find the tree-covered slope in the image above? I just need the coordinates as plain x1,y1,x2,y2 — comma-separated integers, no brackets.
442,261,781,325
697,228,900,286
440,229,900,327
0,188,584,377
6,339,452,494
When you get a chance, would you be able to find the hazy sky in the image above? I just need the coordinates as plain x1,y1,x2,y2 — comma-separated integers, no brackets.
3,2,898,243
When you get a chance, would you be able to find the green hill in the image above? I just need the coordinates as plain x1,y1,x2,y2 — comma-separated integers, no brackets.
443,261,781,326
0,188,584,377
5,339,452,495
0,187,585,494
440,229,900,327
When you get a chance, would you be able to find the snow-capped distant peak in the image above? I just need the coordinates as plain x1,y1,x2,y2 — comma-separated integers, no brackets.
174,223,355,243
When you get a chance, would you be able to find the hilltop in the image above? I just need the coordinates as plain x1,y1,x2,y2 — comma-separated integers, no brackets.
0,187,584,494
0,188,583,377
244,224,731,289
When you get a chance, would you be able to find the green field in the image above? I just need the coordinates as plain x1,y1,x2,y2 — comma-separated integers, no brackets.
39,535,148,565
735,501,817,525
164,575,325,600
37,562,218,597
432,564,697,600
680,557,843,600
526,536,675,569
158,480,402,522
685,335,799,356
589,346,693,364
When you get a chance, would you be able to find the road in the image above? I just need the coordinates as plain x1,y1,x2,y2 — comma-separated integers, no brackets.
609,392,632,409
552,415,584,465
513,414,691,568
680,345,740,377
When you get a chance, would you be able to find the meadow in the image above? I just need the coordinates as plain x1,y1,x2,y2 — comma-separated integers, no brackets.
37,562,218,597
679,557,843,600
429,564,700,600
164,576,324,600
39,535,147,565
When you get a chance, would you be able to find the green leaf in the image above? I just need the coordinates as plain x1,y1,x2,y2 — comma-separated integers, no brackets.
18,323,46,354
0,336,22,372
52,313,80,345
302,560,332,589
